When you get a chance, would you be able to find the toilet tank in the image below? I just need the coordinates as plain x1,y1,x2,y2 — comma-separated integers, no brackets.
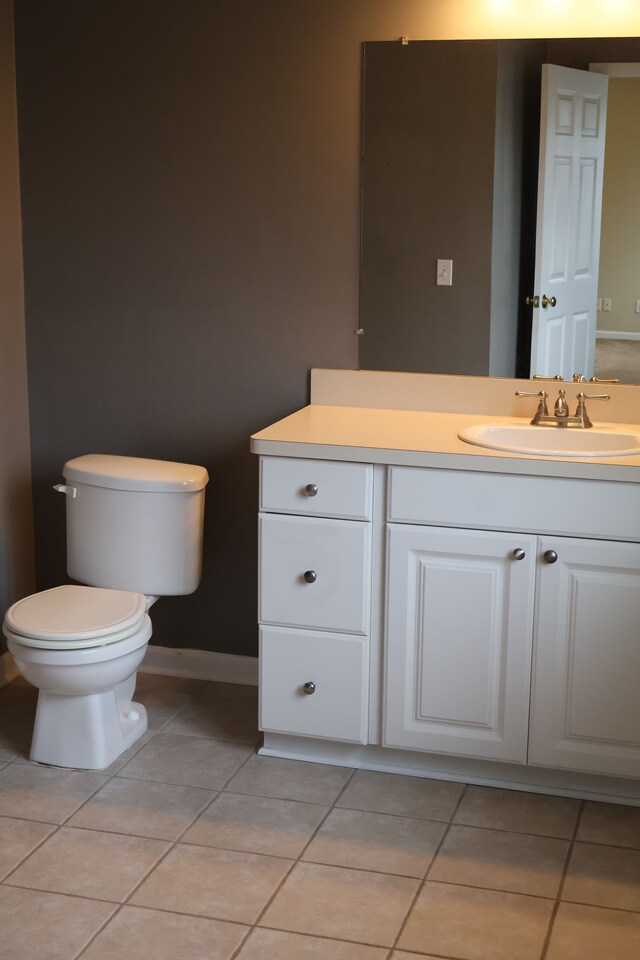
61,455,209,596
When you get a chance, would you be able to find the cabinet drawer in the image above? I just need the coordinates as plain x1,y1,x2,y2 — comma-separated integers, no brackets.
259,626,369,743
260,457,373,520
259,514,371,634
388,466,640,541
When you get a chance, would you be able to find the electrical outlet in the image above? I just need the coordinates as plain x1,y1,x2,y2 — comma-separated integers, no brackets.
603,298,612,312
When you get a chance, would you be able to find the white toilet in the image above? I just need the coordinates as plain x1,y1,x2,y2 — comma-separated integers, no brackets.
3,454,209,770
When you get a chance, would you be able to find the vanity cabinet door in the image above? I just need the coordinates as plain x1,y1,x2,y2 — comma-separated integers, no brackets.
384,525,536,763
529,537,640,778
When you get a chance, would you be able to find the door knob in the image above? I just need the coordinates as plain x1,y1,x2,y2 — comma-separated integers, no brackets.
525,295,540,308
543,550,558,564
541,294,557,308
303,570,318,583
304,483,318,497
302,681,316,695
512,548,526,560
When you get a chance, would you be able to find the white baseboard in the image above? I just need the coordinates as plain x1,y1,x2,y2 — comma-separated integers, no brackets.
141,645,258,686
596,330,640,341
1,646,258,689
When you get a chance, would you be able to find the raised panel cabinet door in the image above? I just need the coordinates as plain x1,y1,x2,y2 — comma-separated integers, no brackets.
259,514,371,635
259,626,369,743
529,536,640,778
384,525,536,762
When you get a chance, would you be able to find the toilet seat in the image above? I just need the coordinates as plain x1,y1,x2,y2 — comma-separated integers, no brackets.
3,585,148,650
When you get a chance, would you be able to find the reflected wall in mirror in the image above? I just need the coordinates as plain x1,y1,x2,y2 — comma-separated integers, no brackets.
358,37,640,384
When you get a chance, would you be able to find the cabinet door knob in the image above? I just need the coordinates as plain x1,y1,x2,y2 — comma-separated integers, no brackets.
543,550,558,564
302,681,316,695
512,548,526,560
304,483,318,497
303,570,318,583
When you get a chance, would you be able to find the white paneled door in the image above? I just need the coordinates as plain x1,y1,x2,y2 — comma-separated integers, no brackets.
530,64,608,381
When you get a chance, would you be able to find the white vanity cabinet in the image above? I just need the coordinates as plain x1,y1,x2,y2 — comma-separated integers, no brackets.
257,449,640,795
258,457,373,744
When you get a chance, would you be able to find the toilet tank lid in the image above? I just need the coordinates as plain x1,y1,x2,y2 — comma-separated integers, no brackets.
63,455,209,493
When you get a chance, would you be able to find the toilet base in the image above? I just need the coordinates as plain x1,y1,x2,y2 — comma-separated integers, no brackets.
30,688,148,770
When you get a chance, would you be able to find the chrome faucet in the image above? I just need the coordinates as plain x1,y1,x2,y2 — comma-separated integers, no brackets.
516,389,610,428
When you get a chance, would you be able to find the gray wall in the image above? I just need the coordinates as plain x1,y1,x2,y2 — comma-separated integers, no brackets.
0,0,34,655
13,0,434,656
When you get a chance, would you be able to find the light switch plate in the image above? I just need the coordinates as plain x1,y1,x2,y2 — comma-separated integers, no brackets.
436,259,453,286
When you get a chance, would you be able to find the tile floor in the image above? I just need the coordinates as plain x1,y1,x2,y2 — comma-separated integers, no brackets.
1,673,640,959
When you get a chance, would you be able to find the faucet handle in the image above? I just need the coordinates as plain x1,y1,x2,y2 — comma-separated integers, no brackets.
576,392,610,401
515,389,549,421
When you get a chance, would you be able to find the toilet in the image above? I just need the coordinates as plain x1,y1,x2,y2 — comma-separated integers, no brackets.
3,454,208,770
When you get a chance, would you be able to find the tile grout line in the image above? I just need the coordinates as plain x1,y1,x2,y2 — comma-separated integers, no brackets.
226,765,360,960
538,798,585,960
387,781,470,955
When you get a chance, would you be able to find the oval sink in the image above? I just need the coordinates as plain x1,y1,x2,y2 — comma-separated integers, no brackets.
458,422,640,458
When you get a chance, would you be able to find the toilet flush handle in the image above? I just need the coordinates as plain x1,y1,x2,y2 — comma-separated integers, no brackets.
53,484,77,499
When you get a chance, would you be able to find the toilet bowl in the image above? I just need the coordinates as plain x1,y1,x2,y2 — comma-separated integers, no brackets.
4,585,152,769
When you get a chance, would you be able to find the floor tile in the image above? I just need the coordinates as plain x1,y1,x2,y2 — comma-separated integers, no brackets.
454,785,581,838
81,904,247,960
336,770,463,821
117,732,254,789
164,685,259,742
578,801,640,849
7,826,169,901
429,824,569,897
99,731,156,775
67,776,214,840
398,881,554,960
303,807,446,877
0,885,116,960
0,764,107,823
0,815,55,880
260,861,419,947
182,792,328,857
130,842,291,923
236,928,389,959
225,754,353,804
563,841,640,911
137,687,195,731
546,901,640,960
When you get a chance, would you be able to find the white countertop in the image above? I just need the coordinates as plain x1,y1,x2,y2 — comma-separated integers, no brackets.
250,404,640,482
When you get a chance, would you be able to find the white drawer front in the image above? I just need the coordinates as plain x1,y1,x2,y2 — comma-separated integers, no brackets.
388,466,640,541
260,626,369,743
260,457,373,520
259,514,371,634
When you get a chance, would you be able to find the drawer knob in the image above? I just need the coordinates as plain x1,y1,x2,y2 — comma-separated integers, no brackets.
303,570,318,584
304,483,319,497
512,548,526,561
302,681,316,695
544,550,558,564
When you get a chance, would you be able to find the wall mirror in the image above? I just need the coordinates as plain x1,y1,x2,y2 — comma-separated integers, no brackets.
358,37,640,384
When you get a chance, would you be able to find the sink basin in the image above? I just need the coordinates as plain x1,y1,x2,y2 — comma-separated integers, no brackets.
458,422,640,458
